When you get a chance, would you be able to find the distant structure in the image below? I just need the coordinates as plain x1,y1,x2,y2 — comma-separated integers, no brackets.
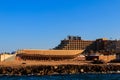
16,35,93,61
53,36,120,54
13,36,120,61
54,35,94,50
0,54,16,62
93,38,120,54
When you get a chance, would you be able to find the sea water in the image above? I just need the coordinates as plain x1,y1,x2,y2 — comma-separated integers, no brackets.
0,74,120,80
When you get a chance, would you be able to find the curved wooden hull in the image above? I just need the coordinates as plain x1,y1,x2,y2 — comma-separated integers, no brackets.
16,49,84,60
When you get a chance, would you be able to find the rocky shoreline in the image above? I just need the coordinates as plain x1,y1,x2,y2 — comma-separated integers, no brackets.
0,64,120,75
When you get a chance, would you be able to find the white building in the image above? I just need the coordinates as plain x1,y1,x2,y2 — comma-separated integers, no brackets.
0,54,16,62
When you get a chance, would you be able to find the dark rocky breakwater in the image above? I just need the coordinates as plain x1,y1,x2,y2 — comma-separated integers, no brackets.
0,64,120,75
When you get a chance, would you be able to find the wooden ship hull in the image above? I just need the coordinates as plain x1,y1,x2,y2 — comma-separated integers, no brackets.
16,49,84,60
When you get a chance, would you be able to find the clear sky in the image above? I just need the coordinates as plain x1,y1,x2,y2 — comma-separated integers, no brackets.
0,0,120,52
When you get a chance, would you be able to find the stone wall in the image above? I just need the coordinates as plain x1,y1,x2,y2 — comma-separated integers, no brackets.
99,55,116,62
0,64,120,75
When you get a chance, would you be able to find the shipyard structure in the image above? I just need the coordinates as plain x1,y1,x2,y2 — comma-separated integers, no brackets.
13,36,120,62
0,36,119,62
16,36,93,61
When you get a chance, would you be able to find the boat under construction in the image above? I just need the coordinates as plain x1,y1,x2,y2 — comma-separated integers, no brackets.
16,50,83,60
16,36,92,61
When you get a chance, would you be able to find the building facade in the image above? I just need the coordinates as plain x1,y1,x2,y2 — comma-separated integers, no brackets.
54,36,94,50
0,54,16,62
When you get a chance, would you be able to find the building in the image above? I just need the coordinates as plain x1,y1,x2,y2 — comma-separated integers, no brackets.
0,54,16,62
54,36,94,50
112,40,120,60
86,53,116,62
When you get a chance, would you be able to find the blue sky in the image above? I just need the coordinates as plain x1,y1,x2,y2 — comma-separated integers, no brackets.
0,0,120,52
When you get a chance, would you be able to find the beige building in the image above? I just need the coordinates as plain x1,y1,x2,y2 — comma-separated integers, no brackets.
54,36,93,50
0,54,16,62
99,55,116,62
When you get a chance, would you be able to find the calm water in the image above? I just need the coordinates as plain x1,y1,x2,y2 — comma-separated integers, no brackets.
0,74,120,80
